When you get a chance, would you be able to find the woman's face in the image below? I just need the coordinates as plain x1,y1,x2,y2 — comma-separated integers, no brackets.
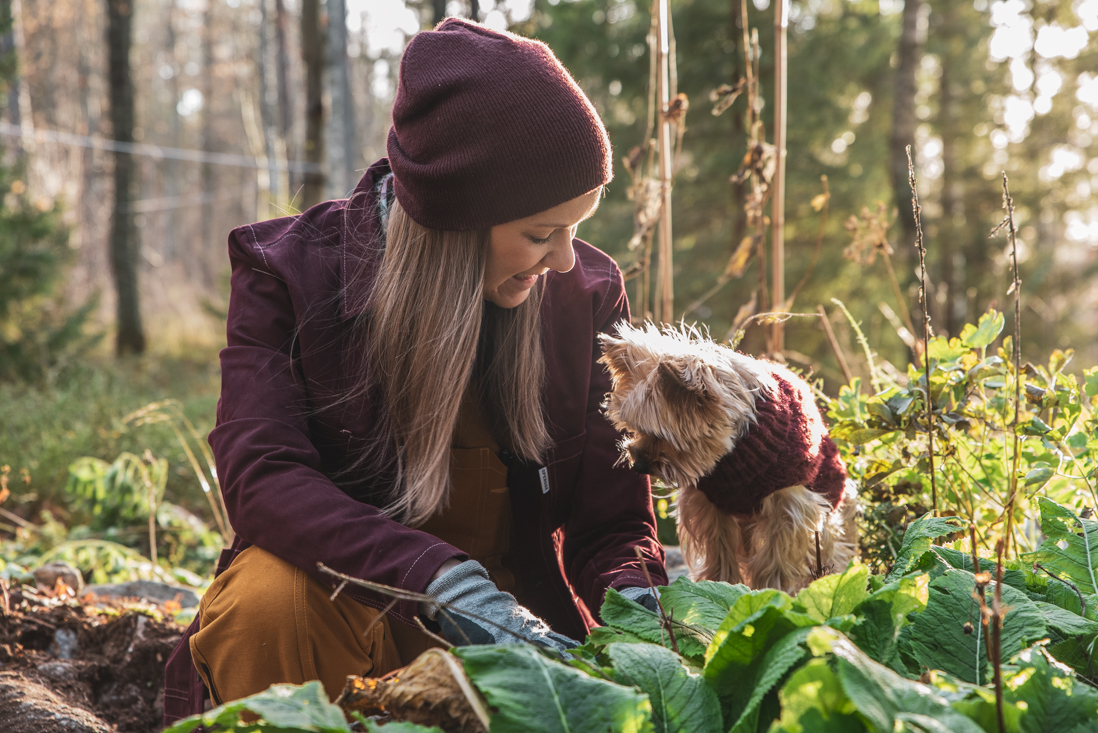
484,189,602,308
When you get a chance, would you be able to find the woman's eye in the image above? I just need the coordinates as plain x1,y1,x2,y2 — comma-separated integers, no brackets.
529,233,553,245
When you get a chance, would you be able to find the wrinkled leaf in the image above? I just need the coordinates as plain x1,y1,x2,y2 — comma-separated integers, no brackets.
810,627,986,733
907,570,1047,685
795,562,870,623
659,576,748,633
601,588,707,658
1010,645,1098,733
363,723,444,733
726,627,813,733
1022,498,1098,597
960,310,1005,350
607,643,722,733
1035,601,1098,638
887,513,965,581
771,658,863,733
455,645,652,733
164,682,351,733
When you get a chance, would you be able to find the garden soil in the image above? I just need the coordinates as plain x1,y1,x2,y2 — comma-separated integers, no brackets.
0,584,183,733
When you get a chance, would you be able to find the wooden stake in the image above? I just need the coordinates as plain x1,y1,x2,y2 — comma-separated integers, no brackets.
771,0,789,352
654,0,674,324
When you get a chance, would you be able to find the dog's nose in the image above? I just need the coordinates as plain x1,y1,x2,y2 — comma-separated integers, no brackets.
632,457,651,475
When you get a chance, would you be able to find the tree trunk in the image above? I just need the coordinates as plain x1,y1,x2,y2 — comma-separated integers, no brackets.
326,0,357,197
106,0,145,355
890,0,922,250
274,0,294,193
433,0,447,25
162,0,180,260
200,0,216,284
300,0,326,208
469,0,480,20
258,0,280,210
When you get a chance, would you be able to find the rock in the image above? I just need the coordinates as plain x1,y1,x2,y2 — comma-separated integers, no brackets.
664,545,689,583
33,562,84,594
0,671,112,733
36,661,78,682
83,580,200,609
51,628,79,660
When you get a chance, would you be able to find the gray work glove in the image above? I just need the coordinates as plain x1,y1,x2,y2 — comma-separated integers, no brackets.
422,560,578,652
619,586,661,613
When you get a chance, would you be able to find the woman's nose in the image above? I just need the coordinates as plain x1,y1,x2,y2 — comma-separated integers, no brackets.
543,230,577,274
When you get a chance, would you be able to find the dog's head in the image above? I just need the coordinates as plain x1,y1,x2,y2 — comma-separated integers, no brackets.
598,322,774,487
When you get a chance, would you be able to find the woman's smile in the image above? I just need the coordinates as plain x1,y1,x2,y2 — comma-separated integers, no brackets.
483,190,602,308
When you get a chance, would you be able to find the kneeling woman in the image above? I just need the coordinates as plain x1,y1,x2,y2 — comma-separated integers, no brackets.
163,18,667,723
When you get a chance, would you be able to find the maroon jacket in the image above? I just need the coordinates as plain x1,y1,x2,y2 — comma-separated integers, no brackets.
162,159,666,724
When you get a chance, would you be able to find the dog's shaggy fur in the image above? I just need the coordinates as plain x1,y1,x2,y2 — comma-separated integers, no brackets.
599,322,859,593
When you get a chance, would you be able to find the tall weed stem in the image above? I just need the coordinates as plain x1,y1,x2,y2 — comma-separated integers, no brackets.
906,147,938,516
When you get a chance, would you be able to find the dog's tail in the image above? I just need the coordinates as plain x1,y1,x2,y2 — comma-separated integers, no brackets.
676,484,746,585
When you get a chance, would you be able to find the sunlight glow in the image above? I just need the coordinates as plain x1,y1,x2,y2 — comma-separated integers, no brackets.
989,1,1034,61
1034,24,1089,59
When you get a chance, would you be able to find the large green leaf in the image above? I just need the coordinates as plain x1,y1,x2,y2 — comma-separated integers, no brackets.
771,658,864,733
794,561,870,623
659,576,748,632
907,570,1047,685
960,309,1005,350
726,626,813,733
931,545,1027,591
1022,498,1098,597
1034,601,1098,638
702,590,813,722
887,514,965,581
847,573,928,671
601,588,708,658
607,643,722,733
362,723,444,732
809,627,986,733
1009,645,1098,733
455,644,652,733
163,682,351,733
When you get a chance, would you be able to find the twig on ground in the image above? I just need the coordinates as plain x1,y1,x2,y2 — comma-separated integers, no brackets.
906,147,938,517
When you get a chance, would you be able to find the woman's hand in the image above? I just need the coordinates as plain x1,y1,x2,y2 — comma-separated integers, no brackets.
422,560,578,653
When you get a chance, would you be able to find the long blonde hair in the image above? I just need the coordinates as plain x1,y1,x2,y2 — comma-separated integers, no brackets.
350,199,550,527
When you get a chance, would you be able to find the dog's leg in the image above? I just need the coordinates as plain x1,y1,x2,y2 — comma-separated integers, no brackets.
676,484,746,584
818,479,861,574
744,486,825,593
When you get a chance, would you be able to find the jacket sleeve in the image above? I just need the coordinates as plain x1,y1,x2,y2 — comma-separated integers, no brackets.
208,229,466,624
561,265,667,619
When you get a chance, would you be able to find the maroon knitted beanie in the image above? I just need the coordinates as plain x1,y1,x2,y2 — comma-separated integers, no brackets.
387,18,613,231
696,364,847,515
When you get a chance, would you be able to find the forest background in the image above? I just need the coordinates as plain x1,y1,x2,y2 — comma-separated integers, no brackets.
2,0,1098,581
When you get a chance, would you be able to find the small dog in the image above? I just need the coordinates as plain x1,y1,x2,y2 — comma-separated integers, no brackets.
599,322,858,593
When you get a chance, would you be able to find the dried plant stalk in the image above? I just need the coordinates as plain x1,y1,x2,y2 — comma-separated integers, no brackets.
906,146,938,517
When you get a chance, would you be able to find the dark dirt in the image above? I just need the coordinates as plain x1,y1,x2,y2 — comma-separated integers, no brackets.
0,584,184,733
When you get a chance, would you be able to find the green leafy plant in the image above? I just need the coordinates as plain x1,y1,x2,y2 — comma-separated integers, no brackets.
826,308,1098,573
168,504,1097,733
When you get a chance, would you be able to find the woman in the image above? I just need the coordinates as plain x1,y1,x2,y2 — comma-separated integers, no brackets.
163,18,666,724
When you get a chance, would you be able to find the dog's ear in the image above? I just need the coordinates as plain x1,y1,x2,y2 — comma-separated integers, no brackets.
598,333,628,373
657,360,705,403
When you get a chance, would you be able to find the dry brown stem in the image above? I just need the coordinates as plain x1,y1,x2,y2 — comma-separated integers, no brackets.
906,146,938,517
